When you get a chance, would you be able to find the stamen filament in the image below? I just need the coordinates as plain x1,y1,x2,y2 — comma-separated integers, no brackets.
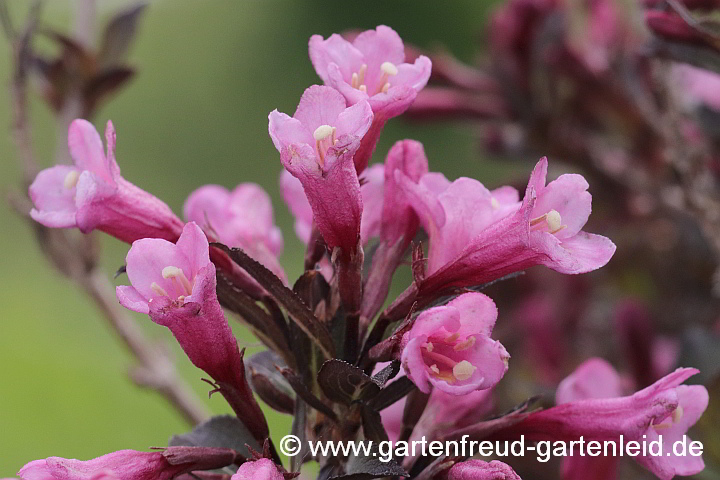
150,282,168,297
162,266,193,296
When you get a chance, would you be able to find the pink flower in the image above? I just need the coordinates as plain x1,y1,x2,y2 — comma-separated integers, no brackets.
447,460,521,480
29,119,184,244
18,450,202,480
115,222,268,441
231,459,284,480
673,64,720,112
416,158,615,295
510,368,708,480
183,183,286,282
400,292,509,395
269,85,373,252
309,26,432,172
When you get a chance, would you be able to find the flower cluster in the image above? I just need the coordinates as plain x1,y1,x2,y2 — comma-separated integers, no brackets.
17,21,710,480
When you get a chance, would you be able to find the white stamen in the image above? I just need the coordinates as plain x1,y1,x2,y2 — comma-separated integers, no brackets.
381,82,390,93
64,170,80,189
162,266,193,295
454,336,476,352
381,61,398,76
445,333,460,343
546,209,562,233
359,84,367,93
430,364,440,375
313,124,335,141
452,360,477,381
150,282,168,297
351,72,359,89
491,197,500,209
424,342,434,352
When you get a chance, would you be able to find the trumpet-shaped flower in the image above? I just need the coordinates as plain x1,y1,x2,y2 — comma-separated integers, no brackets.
447,460,521,480
400,292,509,395
29,119,184,244
116,222,268,440
415,158,616,295
510,367,708,480
309,26,432,171
184,183,286,283
269,85,373,252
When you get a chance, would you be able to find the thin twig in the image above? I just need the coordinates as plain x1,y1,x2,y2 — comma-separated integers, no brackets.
5,1,210,425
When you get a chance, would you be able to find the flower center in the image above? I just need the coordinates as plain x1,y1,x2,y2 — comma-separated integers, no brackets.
530,209,566,234
150,265,194,302
350,62,398,95
313,124,337,167
421,334,478,384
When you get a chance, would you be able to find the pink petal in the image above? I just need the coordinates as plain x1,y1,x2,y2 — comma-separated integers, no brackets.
532,231,616,274
183,184,231,232
176,222,211,282
327,63,369,106
334,100,374,139
556,358,623,404
268,111,312,152
293,85,348,132
448,460,521,480
115,286,150,314
352,25,405,71
447,292,498,338
231,459,285,480
28,165,79,228
68,119,113,183
279,170,313,244
392,55,432,91
359,164,385,244
103,120,121,179
308,33,365,84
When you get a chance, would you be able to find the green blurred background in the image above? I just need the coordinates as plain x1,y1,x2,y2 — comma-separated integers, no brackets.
0,0,511,474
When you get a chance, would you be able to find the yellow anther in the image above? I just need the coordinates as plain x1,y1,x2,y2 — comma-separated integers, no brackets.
313,124,335,141
454,336,476,352
64,170,80,189
380,61,398,76
452,360,477,381
546,209,562,233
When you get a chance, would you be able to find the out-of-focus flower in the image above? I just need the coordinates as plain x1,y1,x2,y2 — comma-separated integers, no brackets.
231,459,284,480
29,119,184,243
400,292,509,395
418,158,616,295
447,459,521,480
511,367,708,480
309,25,432,172
116,222,268,440
673,64,720,112
184,183,286,283
269,85,373,253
